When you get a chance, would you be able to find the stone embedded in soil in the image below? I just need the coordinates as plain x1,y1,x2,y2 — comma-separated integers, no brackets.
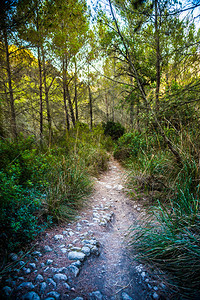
67,265,80,277
35,274,44,282
121,292,134,300
89,290,103,300
44,245,53,252
9,253,18,261
22,291,40,300
153,292,159,299
53,273,68,282
71,260,82,267
54,234,63,241
2,286,12,297
17,281,35,290
62,282,71,290
73,298,84,300
29,263,36,269
24,268,31,274
81,246,91,256
32,251,42,257
60,248,68,253
68,251,86,261
47,278,57,288
46,259,53,265
91,246,100,256
46,291,61,299
40,282,47,293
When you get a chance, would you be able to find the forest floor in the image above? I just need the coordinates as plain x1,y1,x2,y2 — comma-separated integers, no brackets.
1,159,175,300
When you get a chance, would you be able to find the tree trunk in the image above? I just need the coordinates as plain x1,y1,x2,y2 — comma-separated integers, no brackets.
42,46,53,146
130,98,134,129
155,0,161,110
3,28,17,140
66,83,76,127
88,85,93,129
74,58,78,121
37,44,43,144
62,58,70,131
108,0,182,165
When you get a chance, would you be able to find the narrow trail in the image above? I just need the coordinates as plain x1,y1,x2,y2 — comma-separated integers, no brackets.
2,159,170,300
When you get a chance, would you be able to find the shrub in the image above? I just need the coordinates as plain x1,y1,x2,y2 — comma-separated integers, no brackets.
102,121,125,140
114,131,147,161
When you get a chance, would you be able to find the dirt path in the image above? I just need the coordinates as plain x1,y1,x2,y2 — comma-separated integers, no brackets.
1,159,170,300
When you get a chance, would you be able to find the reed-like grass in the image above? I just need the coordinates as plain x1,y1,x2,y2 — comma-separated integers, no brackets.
45,156,93,221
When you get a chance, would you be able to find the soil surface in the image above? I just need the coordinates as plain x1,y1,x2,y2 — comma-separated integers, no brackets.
1,159,172,300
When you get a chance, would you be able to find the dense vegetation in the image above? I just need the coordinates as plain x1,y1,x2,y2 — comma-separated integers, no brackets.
0,0,200,296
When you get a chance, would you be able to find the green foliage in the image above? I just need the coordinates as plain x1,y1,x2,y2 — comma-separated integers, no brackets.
122,128,200,295
102,121,125,140
0,126,111,251
114,131,147,160
129,184,200,296
45,156,92,221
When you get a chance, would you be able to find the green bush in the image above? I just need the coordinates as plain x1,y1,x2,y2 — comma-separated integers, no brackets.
0,170,45,250
114,131,147,161
103,121,125,140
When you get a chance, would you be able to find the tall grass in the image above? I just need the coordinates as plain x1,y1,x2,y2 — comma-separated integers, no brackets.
114,129,200,296
45,156,93,221
129,185,200,296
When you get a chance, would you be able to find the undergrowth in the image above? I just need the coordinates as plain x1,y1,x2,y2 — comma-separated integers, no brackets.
114,128,200,296
0,124,112,252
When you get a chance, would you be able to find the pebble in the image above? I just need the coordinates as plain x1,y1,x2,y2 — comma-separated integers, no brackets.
47,278,57,288
121,292,133,300
17,282,35,290
40,282,47,293
24,268,31,274
68,231,74,236
44,245,53,252
141,271,146,279
67,265,79,277
2,286,12,297
153,292,159,299
68,251,86,261
91,246,100,256
46,291,61,299
63,282,71,290
60,248,68,254
35,274,44,282
54,234,63,241
81,246,91,256
46,259,53,265
73,298,84,300
29,263,36,269
32,251,42,257
22,291,40,300
19,260,25,266
89,290,103,299
53,273,68,281
71,260,82,267
9,253,18,261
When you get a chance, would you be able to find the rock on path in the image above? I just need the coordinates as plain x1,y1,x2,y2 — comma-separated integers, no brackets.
1,160,170,299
